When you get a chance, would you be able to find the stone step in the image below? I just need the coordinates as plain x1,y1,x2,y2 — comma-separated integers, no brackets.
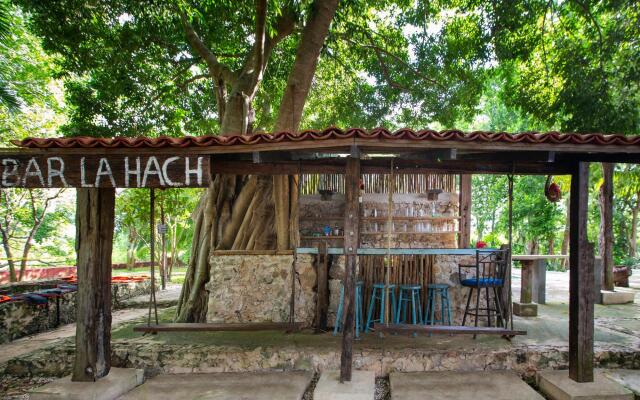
314,370,376,400
29,368,144,400
537,370,634,400
390,370,544,400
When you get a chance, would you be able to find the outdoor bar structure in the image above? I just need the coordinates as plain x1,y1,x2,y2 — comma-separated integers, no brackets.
2,128,640,386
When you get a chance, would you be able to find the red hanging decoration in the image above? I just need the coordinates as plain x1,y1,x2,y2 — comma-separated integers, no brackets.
544,175,562,202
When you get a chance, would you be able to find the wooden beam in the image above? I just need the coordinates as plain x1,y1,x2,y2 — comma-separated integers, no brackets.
340,156,360,383
373,323,526,336
458,174,472,248
133,322,303,333
211,158,576,176
569,162,595,383
0,155,210,188
72,188,115,382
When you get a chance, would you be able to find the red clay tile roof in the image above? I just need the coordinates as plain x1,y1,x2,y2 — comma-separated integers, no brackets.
13,128,640,149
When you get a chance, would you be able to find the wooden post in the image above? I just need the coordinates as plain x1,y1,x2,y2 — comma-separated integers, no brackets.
72,188,115,382
520,260,534,304
458,174,472,248
315,241,329,332
599,163,614,291
569,162,595,383
160,193,167,289
340,156,360,383
532,259,546,304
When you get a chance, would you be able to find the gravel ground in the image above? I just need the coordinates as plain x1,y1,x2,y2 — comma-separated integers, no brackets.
0,374,55,399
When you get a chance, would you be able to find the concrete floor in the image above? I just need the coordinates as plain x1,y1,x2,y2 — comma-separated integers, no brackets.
390,371,544,400
117,371,313,400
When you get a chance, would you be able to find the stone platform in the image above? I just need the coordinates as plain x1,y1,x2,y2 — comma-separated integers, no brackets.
314,370,375,400
537,370,634,400
118,371,313,400
29,368,144,400
390,370,544,400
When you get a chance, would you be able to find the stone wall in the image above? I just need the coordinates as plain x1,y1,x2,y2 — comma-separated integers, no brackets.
7,338,638,381
207,253,316,327
0,279,153,344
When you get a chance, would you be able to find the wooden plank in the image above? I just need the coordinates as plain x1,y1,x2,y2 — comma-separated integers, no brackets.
373,323,526,336
340,156,360,383
133,322,303,332
315,243,329,332
72,188,115,382
569,162,595,383
512,254,569,260
212,250,295,256
0,155,210,188
295,247,497,255
458,174,472,248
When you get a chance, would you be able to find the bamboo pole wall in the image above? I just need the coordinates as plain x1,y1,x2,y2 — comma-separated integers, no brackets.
300,173,455,195
357,254,435,322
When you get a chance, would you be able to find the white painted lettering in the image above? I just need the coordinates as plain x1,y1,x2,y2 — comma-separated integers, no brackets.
95,158,116,187
161,157,182,187
124,157,141,188
80,157,93,187
47,157,68,187
142,157,165,187
1,159,19,187
22,158,45,187
185,157,203,186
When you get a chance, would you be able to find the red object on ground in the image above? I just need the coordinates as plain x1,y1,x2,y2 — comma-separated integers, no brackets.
0,266,77,284
0,295,11,303
476,241,487,248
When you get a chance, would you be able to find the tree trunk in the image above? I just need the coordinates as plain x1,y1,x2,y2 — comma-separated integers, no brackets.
72,188,115,382
126,228,137,271
598,163,614,290
561,194,570,268
175,0,339,322
0,226,16,282
631,193,640,258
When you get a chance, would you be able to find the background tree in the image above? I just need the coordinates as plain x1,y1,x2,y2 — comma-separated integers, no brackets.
0,188,65,281
20,0,495,321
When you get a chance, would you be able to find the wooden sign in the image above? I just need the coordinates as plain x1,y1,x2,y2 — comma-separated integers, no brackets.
0,155,210,188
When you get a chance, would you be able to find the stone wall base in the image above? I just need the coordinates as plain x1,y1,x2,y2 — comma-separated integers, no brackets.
6,340,639,381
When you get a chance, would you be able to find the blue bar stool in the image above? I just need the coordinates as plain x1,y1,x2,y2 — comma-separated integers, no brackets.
365,283,397,332
395,284,423,325
425,283,452,327
334,281,364,337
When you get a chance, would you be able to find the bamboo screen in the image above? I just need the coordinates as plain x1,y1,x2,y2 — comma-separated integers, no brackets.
300,173,456,195
358,254,435,321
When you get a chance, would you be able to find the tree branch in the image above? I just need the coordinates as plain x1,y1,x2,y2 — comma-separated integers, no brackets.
179,10,237,84
254,0,268,72
339,32,445,89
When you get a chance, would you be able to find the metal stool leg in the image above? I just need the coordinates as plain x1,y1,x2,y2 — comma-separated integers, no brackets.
445,289,452,325
365,287,377,333
333,285,345,336
462,287,472,326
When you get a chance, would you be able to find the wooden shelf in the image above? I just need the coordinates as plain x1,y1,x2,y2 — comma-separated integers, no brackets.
361,231,460,235
300,217,343,221
362,216,460,221
301,235,344,240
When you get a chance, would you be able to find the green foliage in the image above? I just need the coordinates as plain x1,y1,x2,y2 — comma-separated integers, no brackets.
0,4,65,143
